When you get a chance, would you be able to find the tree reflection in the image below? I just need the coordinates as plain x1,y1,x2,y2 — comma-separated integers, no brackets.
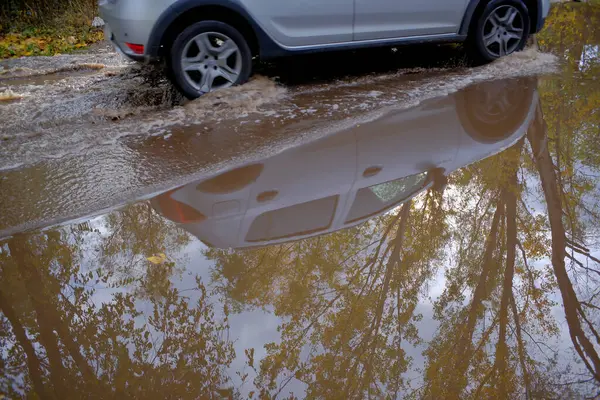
421,133,564,398
3,103,600,398
2,5,600,396
98,202,192,299
206,86,600,398
0,208,235,399
419,94,600,398
207,186,451,398
529,105,600,388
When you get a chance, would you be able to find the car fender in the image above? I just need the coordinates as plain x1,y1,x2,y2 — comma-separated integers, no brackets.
145,0,285,59
459,0,544,35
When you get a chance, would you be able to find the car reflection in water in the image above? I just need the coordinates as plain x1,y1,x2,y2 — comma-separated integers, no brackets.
152,77,538,249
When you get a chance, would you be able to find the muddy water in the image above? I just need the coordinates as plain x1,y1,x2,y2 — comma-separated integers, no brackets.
0,49,557,236
1,2,600,398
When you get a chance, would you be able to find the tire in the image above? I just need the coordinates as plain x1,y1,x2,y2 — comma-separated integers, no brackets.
467,0,531,63
170,21,252,99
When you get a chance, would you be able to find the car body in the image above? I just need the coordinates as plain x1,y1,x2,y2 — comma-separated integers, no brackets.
100,0,550,61
99,0,550,97
151,77,539,249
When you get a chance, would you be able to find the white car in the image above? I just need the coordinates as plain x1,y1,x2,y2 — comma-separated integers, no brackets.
152,77,538,248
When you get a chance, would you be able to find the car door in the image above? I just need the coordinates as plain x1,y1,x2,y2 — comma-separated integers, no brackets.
353,0,470,41
240,0,354,47
346,96,460,226
354,95,460,182
240,131,358,246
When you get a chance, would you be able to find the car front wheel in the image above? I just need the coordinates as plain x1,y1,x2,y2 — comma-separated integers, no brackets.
170,21,252,99
468,0,531,62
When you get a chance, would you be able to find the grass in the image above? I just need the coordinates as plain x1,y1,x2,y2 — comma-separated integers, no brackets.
0,6,104,58
0,26,104,58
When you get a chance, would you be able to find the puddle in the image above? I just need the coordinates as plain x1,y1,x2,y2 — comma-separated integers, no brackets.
1,3,600,398
0,47,558,174
0,49,125,78
0,69,100,87
0,74,542,237
1,70,599,400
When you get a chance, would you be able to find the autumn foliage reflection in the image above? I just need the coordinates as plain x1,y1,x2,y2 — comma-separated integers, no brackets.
2,4,600,396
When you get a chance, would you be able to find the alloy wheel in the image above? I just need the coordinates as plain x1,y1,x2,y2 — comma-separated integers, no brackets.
482,5,525,57
180,32,243,93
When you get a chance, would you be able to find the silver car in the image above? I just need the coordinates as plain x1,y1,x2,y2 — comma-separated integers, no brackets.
99,0,550,98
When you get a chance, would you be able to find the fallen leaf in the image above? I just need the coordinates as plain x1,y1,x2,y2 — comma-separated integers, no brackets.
147,253,167,265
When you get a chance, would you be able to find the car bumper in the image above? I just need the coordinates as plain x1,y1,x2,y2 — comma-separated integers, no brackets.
103,24,148,62
99,1,158,62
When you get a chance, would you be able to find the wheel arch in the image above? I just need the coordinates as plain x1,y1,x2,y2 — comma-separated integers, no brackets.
146,0,280,59
455,77,537,144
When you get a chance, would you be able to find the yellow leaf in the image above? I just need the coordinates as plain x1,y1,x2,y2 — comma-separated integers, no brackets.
147,253,167,265
75,43,87,48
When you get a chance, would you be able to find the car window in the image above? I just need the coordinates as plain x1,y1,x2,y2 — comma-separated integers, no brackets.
345,172,429,224
246,196,338,243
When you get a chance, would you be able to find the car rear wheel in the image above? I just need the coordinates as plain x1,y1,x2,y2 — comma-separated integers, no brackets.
170,21,252,99
468,0,530,62
455,77,536,143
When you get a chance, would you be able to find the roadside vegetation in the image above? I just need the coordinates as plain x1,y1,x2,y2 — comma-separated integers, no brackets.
0,0,103,58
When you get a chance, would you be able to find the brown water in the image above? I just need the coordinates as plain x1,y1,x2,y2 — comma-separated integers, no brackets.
1,2,600,399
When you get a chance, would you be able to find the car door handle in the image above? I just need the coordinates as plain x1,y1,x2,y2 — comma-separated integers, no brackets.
363,166,382,178
257,190,279,203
